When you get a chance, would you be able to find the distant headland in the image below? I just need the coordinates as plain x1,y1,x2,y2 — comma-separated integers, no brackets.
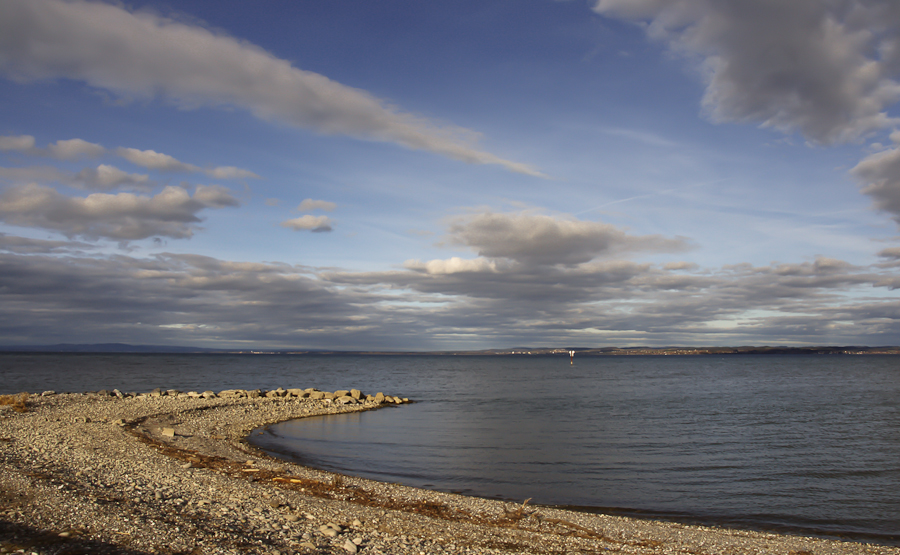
1,343,898,355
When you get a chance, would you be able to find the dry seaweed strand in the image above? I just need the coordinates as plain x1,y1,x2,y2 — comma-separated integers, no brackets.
0,393,29,413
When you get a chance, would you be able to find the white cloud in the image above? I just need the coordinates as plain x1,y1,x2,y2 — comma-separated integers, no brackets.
0,135,36,151
281,215,333,233
74,164,150,190
593,0,900,144
45,138,105,159
115,147,197,173
115,147,258,179
853,133,900,222
0,183,239,240
297,199,337,212
0,164,150,191
446,211,690,266
405,257,500,275
0,135,104,158
0,0,542,176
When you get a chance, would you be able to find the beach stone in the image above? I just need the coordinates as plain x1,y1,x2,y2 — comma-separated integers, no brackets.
287,388,305,397
247,389,261,398
218,389,244,398
41,390,56,396
161,427,175,437
336,396,354,405
342,539,358,553
374,392,385,403
319,525,338,537
285,514,299,522
309,391,325,400
334,390,350,398
201,390,216,399
350,389,361,399
323,392,335,400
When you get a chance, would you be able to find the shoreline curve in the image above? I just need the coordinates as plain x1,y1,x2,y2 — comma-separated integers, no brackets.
1,389,897,555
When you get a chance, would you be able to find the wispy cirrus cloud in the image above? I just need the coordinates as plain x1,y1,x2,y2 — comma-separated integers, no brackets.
0,0,543,177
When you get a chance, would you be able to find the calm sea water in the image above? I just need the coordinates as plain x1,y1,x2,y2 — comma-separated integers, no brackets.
2,353,898,544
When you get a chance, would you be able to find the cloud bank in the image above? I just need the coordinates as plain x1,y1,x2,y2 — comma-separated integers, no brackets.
0,0,542,176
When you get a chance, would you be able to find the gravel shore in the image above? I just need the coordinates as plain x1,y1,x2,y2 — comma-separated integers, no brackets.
1,389,897,555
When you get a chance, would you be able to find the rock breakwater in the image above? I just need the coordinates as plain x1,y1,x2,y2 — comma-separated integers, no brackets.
0,388,895,555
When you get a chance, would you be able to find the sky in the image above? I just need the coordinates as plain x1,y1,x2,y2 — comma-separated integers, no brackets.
1,0,900,350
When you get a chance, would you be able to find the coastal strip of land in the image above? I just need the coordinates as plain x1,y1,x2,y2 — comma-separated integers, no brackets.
0,389,896,555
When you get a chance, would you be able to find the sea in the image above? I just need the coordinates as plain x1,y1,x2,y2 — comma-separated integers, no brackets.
1,352,898,545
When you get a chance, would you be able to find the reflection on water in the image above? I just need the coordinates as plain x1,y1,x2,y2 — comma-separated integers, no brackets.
3,352,898,543
251,355,900,545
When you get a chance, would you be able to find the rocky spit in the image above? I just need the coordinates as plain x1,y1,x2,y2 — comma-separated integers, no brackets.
1,389,897,555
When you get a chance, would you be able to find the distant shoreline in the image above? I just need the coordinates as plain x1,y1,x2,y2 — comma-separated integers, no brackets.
2,343,899,355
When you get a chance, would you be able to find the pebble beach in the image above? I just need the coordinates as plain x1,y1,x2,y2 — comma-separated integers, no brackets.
1,388,897,555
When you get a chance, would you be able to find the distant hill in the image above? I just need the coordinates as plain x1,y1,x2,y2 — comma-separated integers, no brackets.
1,343,898,355
0,343,223,353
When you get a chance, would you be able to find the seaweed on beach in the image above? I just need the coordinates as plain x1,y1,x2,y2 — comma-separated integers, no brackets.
0,393,29,413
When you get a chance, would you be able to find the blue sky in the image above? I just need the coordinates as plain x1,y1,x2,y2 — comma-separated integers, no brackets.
1,0,900,349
